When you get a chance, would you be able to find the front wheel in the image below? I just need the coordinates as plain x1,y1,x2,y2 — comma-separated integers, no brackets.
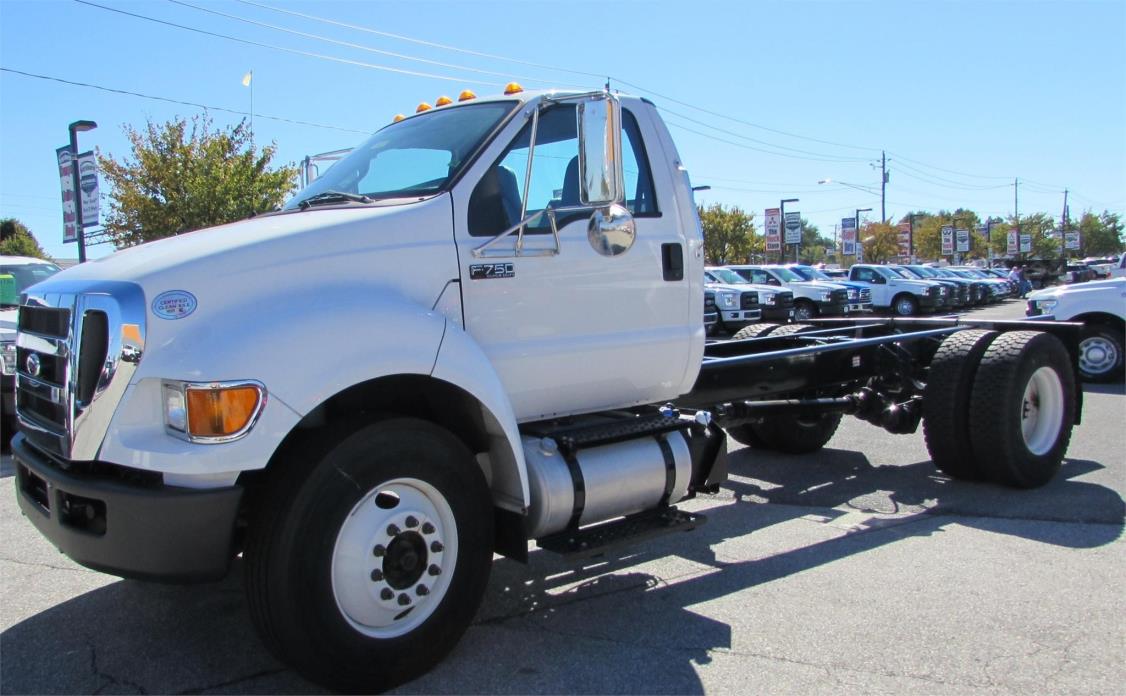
792,300,816,322
244,418,494,692
1078,323,1124,383
892,293,918,316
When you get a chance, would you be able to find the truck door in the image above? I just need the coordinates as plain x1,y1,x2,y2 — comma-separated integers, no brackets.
849,266,888,306
451,101,693,421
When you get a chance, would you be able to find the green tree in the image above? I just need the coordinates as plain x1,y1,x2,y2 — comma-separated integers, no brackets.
860,221,900,263
796,218,833,264
98,115,299,247
698,203,758,264
1075,211,1124,256
0,218,48,258
1016,212,1059,259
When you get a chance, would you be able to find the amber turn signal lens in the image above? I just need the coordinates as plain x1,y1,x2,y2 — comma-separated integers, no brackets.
392,114,406,122
416,102,432,113
186,386,262,438
435,95,453,106
458,90,477,101
503,82,523,95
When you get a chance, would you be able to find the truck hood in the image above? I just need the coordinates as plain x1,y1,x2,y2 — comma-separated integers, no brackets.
789,280,847,292
1028,277,1126,301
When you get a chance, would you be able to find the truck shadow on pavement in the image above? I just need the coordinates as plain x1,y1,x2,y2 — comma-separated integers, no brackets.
2,448,1122,694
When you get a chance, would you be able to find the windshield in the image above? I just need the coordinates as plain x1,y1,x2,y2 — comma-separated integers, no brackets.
769,267,802,282
285,101,518,210
884,266,911,279
906,265,936,278
707,268,748,284
0,262,62,306
896,266,924,279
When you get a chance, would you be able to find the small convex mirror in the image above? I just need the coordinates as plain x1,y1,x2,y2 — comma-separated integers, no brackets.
577,95,624,207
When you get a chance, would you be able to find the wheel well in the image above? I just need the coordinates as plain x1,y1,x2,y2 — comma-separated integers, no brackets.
1071,312,1124,335
892,292,915,306
237,375,512,549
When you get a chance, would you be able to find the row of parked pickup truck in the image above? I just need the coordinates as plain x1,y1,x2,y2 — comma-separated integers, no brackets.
702,263,1021,335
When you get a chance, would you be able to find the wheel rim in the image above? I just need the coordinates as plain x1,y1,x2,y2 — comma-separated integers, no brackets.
895,297,914,315
1020,366,1065,455
332,477,457,638
1079,335,1119,376
794,305,812,321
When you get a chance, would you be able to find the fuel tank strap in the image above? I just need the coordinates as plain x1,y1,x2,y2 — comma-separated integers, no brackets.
655,434,677,505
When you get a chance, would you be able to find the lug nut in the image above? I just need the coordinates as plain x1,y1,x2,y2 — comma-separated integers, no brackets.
416,584,429,596
380,588,393,600
430,541,443,553
387,524,401,536
370,569,384,582
405,516,419,528
398,593,411,606
372,544,386,557
428,564,441,576
421,522,436,535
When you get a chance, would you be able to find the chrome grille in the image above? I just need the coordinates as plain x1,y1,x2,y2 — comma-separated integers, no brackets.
859,288,872,302
15,282,146,460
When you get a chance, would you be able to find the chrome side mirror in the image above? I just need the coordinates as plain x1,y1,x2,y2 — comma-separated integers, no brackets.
587,204,635,256
577,95,624,207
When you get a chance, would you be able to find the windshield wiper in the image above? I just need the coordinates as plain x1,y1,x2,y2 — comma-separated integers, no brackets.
297,191,373,210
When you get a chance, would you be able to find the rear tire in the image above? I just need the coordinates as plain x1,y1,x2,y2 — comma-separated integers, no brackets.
732,323,781,340
1077,323,1124,383
244,418,494,692
922,329,999,480
969,331,1076,488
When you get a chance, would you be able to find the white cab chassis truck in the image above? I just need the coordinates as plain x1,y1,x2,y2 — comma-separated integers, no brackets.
1027,277,1126,382
12,88,1085,692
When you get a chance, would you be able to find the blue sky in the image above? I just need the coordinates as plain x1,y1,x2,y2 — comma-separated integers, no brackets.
2,0,1123,260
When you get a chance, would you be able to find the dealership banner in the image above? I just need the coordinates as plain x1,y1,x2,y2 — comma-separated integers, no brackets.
897,221,912,257
941,226,954,255
841,217,857,255
765,207,781,252
77,151,99,228
56,146,77,243
783,211,802,245
1007,230,1018,255
1019,234,1032,253
1065,232,1080,250
955,228,970,253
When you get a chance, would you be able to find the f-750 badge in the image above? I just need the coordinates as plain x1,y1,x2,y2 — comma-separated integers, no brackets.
469,263,515,280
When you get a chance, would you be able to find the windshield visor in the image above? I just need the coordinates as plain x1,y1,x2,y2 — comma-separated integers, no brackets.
285,101,518,209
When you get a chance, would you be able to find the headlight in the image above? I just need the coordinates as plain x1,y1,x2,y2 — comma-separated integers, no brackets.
763,293,776,305
818,291,831,302
1,341,16,376
847,289,858,300
939,286,948,296
1036,299,1058,313
163,380,267,443
716,291,738,310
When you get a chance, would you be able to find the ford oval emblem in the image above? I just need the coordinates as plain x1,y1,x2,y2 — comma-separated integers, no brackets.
152,290,198,320
26,353,41,377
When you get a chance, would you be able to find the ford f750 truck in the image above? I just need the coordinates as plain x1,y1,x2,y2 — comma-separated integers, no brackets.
12,87,1083,692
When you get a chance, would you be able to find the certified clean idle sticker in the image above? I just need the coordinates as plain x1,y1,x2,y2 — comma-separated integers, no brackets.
152,290,198,319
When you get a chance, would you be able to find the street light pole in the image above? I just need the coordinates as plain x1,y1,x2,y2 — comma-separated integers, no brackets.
780,197,799,264
68,120,97,263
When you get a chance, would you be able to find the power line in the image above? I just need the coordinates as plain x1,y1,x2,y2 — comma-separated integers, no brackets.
664,119,876,163
0,66,371,134
166,0,564,87
72,0,502,85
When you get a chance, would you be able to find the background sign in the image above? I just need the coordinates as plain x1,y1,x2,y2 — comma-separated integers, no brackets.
765,207,781,252
1007,230,1018,255
783,211,802,244
78,150,99,228
941,225,954,255
1019,234,1032,253
841,217,857,256
56,146,77,243
897,221,912,257
1065,232,1081,250
955,228,970,253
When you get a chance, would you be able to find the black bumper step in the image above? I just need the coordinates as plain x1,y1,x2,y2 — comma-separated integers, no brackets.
536,507,706,559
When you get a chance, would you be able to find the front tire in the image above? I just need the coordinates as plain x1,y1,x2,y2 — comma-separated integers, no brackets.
892,293,918,316
245,418,494,692
1077,323,1124,383
969,331,1076,488
793,300,816,322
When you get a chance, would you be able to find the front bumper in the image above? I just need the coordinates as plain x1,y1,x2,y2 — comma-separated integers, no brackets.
719,308,762,329
761,307,795,321
13,434,243,583
815,299,850,317
848,302,873,313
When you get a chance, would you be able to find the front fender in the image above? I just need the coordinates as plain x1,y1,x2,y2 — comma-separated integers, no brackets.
432,324,528,512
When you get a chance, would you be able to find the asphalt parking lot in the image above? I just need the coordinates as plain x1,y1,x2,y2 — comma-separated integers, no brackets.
2,299,1123,694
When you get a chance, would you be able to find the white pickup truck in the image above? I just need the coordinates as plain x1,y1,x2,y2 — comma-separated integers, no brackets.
848,263,947,316
11,87,1084,692
725,264,850,321
1027,277,1125,382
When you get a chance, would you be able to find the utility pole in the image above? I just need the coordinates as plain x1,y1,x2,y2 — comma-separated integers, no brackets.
1060,188,1069,261
1014,177,1021,260
880,150,888,222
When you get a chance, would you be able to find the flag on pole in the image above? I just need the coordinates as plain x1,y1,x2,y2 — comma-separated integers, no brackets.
242,70,253,87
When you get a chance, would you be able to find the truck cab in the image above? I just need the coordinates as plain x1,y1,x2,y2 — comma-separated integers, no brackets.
848,263,944,316
726,264,849,321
